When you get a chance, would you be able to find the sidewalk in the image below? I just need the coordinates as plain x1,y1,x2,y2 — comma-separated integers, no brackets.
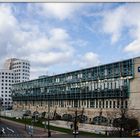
50,120,118,135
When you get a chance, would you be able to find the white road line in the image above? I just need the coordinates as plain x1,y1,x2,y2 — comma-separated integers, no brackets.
2,127,5,134
7,127,14,133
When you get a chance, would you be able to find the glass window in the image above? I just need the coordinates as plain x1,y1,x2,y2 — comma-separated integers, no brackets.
90,100,95,108
125,100,128,108
106,101,108,108
110,101,112,108
113,101,116,108
117,100,120,108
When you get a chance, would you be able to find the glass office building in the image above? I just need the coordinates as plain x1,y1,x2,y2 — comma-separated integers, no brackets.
11,57,140,124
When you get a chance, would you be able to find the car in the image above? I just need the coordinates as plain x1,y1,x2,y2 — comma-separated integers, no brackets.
132,129,140,137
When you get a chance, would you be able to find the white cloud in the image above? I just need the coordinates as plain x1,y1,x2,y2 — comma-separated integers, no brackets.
0,5,17,33
36,3,83,20
124,40,140,54
75,52,100,68
100,3,140,56
102,6,126,43
102,4,140,44
49,28,70,41
30,67,49,79
0,4,76,79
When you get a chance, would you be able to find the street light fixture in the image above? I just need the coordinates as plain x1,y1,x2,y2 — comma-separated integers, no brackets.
73,108,79,138
23,113,28,130
47,100,51,137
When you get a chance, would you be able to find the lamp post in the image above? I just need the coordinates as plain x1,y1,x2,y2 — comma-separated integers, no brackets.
47,100,51,137
73,108,79,138
0,98,2,121
23,113,27,130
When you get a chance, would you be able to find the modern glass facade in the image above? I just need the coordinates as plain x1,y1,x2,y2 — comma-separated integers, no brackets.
12,58,134,108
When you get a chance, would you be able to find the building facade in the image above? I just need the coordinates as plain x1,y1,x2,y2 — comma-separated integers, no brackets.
4,58,30,83
0,58,30,109
11,57,140,124
0,69,14,109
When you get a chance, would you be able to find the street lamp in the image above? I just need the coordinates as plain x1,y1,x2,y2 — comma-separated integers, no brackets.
47,100,51,137
0,98,2,121
23,113,28,130
73,109,79,138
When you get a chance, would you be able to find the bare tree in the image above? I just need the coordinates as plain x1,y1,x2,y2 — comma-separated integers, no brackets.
105,106,139,137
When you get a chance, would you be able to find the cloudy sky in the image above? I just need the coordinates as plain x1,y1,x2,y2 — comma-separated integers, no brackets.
0,3,140,79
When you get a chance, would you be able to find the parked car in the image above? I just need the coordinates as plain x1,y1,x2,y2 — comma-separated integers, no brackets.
132,129,140,137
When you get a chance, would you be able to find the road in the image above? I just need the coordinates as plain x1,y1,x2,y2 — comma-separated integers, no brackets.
0,118,67,138
0,121,24,137
0,118,97,138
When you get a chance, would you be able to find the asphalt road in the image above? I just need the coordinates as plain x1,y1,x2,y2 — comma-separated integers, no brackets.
0,118,96,138
0,118,66,138
0,121,24,137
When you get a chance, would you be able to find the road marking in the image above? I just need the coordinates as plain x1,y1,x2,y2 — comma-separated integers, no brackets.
7,127,14,133
2,128,5,134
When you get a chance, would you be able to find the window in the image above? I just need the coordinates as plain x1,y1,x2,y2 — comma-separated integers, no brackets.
110,101,112,108
121,100,123,108
106,101,108,108
111,83,112,89
99,101,102,108
90,100,95,108
113,101,116,108
125,100,128,108
102,100,104,108
117,101,120,108
96,100,98,108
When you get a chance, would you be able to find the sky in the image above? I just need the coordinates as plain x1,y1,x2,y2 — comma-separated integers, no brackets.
0,3,140,79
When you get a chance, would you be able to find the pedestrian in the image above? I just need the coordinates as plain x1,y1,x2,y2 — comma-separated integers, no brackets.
76,126,78,131
70,123,73,129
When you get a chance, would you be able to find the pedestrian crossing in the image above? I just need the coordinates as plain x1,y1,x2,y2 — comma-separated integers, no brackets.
0,124,23,137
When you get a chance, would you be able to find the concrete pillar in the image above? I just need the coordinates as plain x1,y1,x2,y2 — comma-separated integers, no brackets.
88,99,90,108
95,100,96,108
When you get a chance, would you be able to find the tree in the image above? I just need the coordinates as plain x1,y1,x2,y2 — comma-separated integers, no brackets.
108,107,140,137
